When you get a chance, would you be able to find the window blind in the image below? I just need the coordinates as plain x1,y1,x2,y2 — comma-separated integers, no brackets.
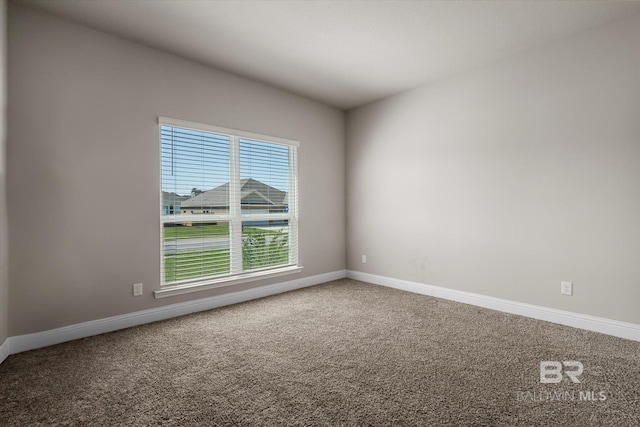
159,117,298,287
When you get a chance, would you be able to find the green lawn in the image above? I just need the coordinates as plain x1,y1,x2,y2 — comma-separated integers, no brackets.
164,249,230,283
163,227,290,284
163,224,229,241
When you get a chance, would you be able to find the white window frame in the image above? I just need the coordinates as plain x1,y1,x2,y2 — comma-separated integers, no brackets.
155,117,302,298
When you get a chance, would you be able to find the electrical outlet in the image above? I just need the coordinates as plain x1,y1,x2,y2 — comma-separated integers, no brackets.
362,255,367,264
133,283,143,296
561,281,572,296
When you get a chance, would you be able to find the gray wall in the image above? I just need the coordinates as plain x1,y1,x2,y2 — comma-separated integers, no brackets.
347,14,640,324
8,4,345,335
7,2,640,339
0,0,8,347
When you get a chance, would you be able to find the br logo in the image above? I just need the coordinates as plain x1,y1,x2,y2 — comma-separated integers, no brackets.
540,361,583,384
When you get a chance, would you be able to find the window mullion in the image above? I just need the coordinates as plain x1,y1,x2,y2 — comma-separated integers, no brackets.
159,117,299,288
288,145,298,265
229,135,243,275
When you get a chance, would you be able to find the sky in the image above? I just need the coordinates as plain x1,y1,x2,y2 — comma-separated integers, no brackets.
161,126,291,196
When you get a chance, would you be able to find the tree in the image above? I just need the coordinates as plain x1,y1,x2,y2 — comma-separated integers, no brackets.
191,188,203,197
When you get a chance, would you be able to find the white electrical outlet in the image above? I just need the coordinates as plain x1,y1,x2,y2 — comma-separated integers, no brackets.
133,283,143,296
362,255,367,264
561,281,572,296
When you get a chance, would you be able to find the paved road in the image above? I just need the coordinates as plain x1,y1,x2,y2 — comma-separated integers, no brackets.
164,232,285,254
164,237,230,253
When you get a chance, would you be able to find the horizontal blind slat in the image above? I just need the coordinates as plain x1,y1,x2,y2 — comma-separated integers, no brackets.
160,122,298,286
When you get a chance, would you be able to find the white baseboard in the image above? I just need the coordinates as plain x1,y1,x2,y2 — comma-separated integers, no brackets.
347,270,640,342
0,338,8,364
6,268,636,362
5,269,347,357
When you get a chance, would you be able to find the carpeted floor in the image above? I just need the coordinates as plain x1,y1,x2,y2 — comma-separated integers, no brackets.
1,279,639,426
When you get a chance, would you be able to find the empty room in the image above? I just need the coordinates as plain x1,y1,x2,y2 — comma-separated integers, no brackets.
1,0,640,425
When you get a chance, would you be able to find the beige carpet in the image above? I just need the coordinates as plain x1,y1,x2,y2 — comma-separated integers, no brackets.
1,279,639,426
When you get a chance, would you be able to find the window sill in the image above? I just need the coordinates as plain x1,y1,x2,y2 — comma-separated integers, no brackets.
153,265,304,299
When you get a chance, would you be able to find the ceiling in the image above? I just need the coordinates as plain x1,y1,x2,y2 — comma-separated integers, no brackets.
17,0,640,110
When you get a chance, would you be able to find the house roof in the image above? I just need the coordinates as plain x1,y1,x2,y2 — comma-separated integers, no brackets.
180,178,287,208
162,191,189,204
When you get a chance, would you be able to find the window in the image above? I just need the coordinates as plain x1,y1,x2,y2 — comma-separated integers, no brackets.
159,117,299,291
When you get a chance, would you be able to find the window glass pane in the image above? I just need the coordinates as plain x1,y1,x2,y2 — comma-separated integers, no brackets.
239,139,290,214
160,121,298,287
161,126,230,218
242,220,290,271
163,221,230,284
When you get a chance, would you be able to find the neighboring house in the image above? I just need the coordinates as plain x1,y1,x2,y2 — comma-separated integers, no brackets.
180,178,288,215
161,191,189,215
